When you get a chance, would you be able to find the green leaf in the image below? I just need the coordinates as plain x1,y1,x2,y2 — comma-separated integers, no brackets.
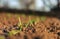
25,23,29,28
18,17,22,27
19,26,23,31
40,16,46,21
0,36,5,39
29,19,35,24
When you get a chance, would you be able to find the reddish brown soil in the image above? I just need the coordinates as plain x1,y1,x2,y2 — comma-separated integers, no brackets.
0,12,60,39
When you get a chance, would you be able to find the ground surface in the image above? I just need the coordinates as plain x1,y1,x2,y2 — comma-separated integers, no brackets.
0,12,60,39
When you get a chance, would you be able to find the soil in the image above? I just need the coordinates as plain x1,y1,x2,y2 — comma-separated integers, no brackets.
0,12,60,39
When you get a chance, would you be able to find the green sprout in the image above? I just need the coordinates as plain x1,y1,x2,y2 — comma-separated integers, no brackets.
25,19,36,28
0,35,5,39
17,16,23,31
29,19,36,25
25,23,29,28
40,16,46,21
14,14,23,31
8,16,22,36
8,30,19,36
18,17,22,26
28,15,36,26
23,19,36,29
23,20,36,28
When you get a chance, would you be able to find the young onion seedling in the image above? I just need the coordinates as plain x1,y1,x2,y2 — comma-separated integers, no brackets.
8,30,19,36
29,19,36,25
18,16,23,31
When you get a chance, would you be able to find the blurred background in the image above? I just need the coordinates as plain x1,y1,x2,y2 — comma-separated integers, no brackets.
0,0,59,12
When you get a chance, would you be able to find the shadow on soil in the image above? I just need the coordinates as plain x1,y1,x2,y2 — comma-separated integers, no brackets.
0,7,60,19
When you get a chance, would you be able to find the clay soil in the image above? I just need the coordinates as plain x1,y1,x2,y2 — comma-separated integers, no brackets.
0,12,60,39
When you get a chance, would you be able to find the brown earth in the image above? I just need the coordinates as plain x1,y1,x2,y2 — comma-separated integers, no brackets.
0,12,60,39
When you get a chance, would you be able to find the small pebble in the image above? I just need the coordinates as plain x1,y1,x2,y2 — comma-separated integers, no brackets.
25,28,29,32
32,28,36,33
47,28,50,30
15,27,20,30
51,23,54,25
24,35,28,39
28,27,32,30
8,27,12,31
50,26,55,29
13,25,17,27
34,36,40,39
56,27,60,30
23,23,27,27
3,29,9,33
13,25,18,27
49,29,55,32
57,32,60,36
8,21,11,24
